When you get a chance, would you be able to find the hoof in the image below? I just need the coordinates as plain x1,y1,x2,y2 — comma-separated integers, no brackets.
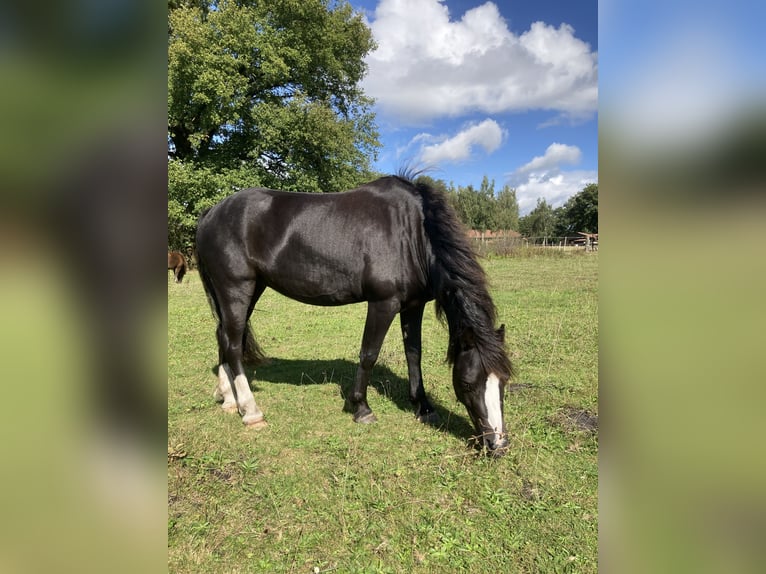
243,416,267,429
354,412,378,424
221,403,238,414
416,410,440,426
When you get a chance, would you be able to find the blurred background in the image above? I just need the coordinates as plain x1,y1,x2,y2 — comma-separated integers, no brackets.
600,1,766,572
0,1,166,572
0,0,763,572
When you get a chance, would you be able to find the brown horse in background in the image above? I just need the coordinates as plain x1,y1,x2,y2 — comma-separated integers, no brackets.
168,251,187,283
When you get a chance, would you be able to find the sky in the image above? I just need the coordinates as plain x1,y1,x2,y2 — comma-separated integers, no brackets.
350,0,598,215
600,0,765,152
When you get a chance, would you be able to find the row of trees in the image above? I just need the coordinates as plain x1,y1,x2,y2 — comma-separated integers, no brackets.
168,0,597,251
418,175,598,239
170,163,597,250
416,175,521,233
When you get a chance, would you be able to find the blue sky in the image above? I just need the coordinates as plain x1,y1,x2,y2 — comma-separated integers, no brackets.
600,0,765,154
349,0,598,214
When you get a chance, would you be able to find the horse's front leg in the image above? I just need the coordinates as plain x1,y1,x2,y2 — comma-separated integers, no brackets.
346,300,398,423
400,303,439,424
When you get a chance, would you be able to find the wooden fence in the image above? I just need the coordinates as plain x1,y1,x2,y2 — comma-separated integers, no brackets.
467,230,598,251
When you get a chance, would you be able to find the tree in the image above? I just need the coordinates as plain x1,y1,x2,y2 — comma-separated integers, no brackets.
168,0,379,188
429,176,519,232
554,183,598,236
519,198,557,240
474,176,497,231
494,184,520,231
167,159,262,251
167,0,381,248
413,174,450,196
446,178,494,231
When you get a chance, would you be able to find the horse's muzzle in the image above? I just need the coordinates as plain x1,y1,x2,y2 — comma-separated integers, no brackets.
484,433,509,458
470,415,510,457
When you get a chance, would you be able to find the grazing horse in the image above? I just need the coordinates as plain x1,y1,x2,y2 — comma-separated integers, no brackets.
168,251,187,283
195,175,513,455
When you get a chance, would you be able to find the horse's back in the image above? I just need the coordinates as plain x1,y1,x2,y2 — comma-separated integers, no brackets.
196,178,430,305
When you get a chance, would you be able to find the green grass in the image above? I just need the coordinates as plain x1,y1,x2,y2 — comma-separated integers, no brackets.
168,252,598,573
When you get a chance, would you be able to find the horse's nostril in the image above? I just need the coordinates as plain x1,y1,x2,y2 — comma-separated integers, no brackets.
484,434,509,456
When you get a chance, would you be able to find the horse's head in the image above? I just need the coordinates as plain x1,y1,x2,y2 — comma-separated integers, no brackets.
451,325,510,457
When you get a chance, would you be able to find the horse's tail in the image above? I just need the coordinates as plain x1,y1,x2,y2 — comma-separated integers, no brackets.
196,210,266,367
241,323,266,366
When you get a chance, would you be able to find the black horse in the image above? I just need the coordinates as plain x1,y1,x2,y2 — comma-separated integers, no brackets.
196,175,513,455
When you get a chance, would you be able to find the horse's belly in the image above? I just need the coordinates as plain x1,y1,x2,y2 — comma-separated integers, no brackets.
263,270,363,306
263,265,407,307
259,232,417,306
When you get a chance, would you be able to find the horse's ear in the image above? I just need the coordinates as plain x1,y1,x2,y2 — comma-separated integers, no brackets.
496,324,505,343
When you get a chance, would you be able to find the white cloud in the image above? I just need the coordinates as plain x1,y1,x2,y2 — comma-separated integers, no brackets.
507,143,596,214
514,170,598,215
514,143,582,176
363,0,597,123
415,119,505,164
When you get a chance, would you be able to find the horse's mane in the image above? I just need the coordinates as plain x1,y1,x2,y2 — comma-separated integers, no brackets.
394,175,513,379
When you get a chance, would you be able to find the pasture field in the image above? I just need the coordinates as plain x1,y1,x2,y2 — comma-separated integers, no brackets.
168,252,598,573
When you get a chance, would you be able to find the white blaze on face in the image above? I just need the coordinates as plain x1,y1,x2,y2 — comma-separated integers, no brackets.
484,373,503,437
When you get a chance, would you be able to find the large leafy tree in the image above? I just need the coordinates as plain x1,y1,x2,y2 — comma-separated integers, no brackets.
554,183,598,235
168,0,381,249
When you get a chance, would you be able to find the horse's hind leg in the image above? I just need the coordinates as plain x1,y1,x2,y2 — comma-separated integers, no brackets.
218,282,266,427
213,324,238,413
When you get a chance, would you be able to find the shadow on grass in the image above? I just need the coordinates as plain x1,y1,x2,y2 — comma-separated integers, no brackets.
213,358,478,448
